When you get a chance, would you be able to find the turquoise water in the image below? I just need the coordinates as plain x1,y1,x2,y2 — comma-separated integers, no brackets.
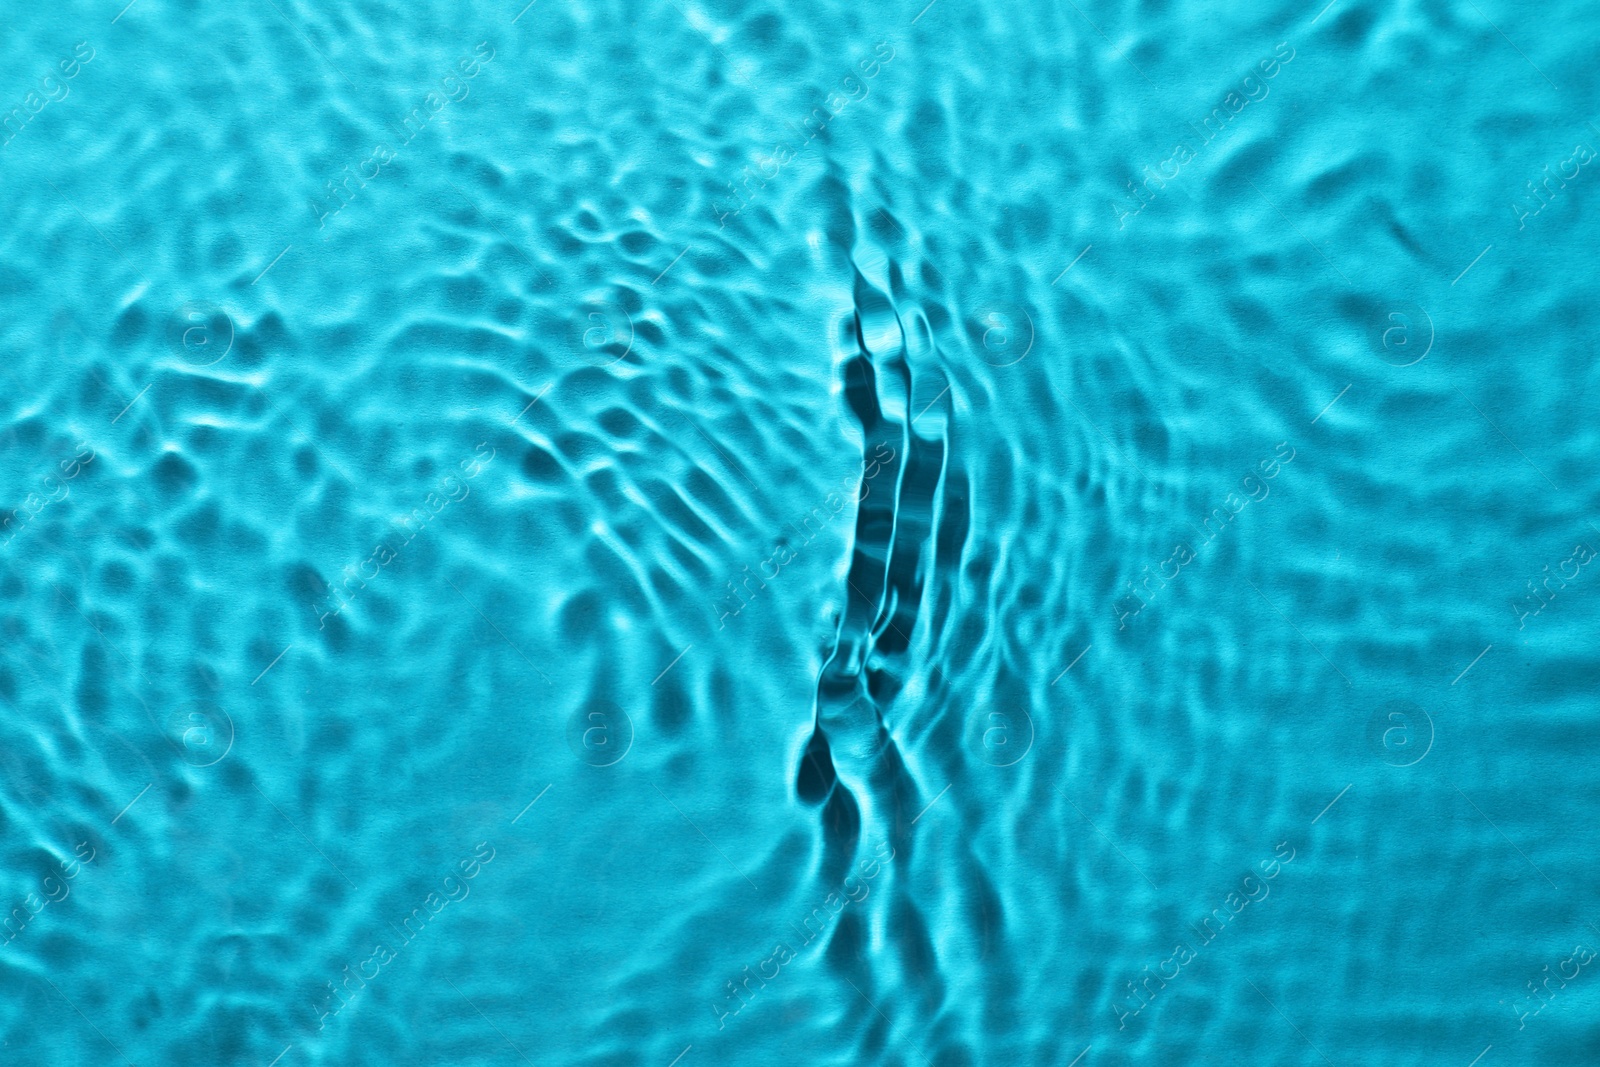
3,0,1599,1063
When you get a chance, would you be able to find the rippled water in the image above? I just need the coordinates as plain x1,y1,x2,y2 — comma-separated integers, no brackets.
4,0,1599,1064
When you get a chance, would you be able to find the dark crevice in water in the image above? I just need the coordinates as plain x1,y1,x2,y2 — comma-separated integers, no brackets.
797,256,969,883
821,781,861,849
795,724,836,804
929,467,970,637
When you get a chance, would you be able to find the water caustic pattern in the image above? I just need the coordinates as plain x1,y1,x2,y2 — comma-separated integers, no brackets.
2,0,1600,1063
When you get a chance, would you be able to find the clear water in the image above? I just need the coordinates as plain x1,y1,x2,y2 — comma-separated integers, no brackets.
2,1,1598,1064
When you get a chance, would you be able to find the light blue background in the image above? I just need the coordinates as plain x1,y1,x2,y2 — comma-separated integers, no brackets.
1,0,1597,1064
